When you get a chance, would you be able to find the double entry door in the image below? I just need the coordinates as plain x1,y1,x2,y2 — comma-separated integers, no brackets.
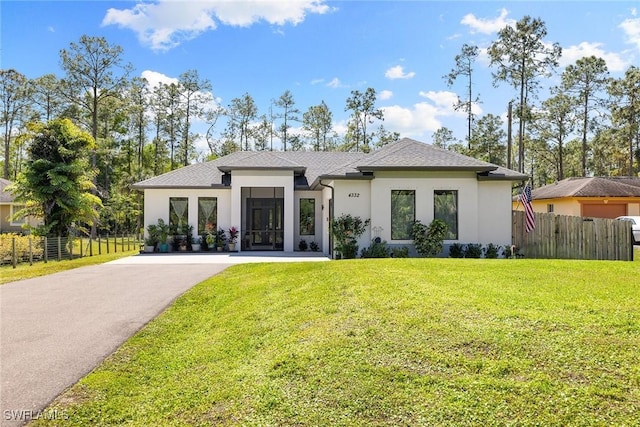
245,198,284,250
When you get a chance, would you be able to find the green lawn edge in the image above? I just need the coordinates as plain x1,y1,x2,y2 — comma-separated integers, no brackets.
34,257,640,426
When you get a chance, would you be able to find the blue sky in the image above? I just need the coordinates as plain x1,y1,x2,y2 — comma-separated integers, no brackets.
2,1,639,153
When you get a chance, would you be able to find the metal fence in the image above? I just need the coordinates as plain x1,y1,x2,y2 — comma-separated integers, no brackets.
0,234,141,268
512,211,634,261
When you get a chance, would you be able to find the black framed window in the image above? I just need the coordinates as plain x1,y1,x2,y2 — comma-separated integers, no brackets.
391,190,415,240
299,198,315,235
434,190,458,240
169,197,189,234
198,197,217,235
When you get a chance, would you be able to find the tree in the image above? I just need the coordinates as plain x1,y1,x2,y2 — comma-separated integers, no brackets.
302,101,333,151
1,69,32,179
275,90,300,151
488,16,561,173
227,93,257,151
10,118,101,237
432,127,459,150
530,90,576,180
59,35,133,164
31,74,65,123
608,65,640,176
125,77,150,179
345,87,383,152
445,43,480,147
469,114,506,166
178,69,213,166
561,56,609,176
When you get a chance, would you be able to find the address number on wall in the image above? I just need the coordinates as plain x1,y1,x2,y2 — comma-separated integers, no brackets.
348,193,360,198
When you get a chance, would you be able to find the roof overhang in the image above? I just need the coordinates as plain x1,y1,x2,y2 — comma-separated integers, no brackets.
130,184,230,190
357,165,497,172
217,166,306,174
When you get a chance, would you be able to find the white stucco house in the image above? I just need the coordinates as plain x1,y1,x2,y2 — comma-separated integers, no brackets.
132,138,528,256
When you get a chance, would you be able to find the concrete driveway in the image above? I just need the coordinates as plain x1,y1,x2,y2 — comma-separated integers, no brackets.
0,252,328,426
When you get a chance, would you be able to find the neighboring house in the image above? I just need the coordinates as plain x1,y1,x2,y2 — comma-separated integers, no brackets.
0,178,39,234
513,177,640,219
132,138,528,256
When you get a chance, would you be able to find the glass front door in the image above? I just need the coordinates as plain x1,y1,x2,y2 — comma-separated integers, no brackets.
245,198,284,250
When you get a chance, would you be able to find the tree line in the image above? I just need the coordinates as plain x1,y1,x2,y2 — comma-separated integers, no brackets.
1,15,640,236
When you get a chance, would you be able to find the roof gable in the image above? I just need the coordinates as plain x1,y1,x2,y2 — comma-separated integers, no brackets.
531,177,640,199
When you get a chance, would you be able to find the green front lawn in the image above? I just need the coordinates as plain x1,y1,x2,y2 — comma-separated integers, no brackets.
38,258,639,426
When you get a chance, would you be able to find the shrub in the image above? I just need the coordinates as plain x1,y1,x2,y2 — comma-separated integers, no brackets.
411,219,448,257
391,246,409,258
309,241,319,252
0,233,43,263
331,214,370,259
464,243,483,258
484,243,501,259
449,243,464,258
298,239,308,251
361,239,391,258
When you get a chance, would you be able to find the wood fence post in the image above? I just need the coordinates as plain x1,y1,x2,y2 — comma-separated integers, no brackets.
44,237,48,263
57,236,62,261
29,237,33,266
12,237,17,269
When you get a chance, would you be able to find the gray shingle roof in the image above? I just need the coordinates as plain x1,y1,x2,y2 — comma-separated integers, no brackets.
531,177,640,199
132,138,527,189
1,178,16,203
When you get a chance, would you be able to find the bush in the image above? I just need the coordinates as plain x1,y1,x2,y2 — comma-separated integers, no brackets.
449,243,464,258
361,239,391,258
331,214,370,259
484,243,501,259
0,233,43,263
411,219,448,257
309,241,319,252
464,243,483,258
391,246,409,258
298,239,308,251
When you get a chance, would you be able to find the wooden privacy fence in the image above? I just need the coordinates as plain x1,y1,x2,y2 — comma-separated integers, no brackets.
512,211,634,261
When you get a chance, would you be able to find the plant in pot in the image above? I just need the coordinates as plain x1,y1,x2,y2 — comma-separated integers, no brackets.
215,227,226,251
227,226,239,251
191,236,201,252
145,223,159,253
156,219,170,253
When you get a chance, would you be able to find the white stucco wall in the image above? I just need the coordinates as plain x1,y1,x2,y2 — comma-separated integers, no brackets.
477,180,514,246
369,171,482,244
332,179,373,253
143,188,231,238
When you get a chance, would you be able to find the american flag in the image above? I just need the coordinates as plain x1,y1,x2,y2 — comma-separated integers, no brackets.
521,184,535,233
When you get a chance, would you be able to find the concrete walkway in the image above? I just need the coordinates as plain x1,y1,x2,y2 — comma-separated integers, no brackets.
0,252,328,426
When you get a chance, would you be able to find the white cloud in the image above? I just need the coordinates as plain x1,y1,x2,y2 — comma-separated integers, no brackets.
310,78,325,85
141,70,178,88
460,8,514,34
103,0,333,51
326,77,344,88
620,17,640,50
385,65,416,80
560,41,631,72
379,90,481,139
379,90,393,100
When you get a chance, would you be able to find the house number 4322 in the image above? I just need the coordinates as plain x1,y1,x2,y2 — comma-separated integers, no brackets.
348,193,360,198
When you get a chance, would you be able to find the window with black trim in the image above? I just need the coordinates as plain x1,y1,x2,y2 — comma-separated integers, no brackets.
198,197,217,235
169,197,189,234
299,198,315,235
391,190,415,240
434,190,458,240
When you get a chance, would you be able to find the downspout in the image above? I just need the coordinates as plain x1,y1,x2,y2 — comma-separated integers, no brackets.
319,180,334,259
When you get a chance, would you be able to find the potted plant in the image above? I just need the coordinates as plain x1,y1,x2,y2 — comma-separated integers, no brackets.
145,223,159,253
228,226,239,251
191,236,201,252
156,219,170,253
298,239,308,251
215,227,226,251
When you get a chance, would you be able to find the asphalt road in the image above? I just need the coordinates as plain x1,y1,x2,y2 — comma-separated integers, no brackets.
0,261,229,426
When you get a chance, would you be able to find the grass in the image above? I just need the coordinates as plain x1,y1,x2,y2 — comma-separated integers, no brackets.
0,248,140,285
34,257,640,426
